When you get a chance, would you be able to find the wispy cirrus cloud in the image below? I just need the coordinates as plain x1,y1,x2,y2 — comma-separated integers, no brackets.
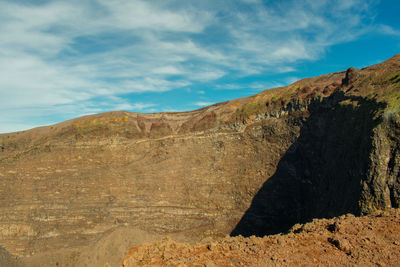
377,24,400,37
193,101,215,107
216,81,284,91
0,0,395,132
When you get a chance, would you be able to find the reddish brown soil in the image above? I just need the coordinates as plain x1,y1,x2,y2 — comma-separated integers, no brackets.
120,209,400,267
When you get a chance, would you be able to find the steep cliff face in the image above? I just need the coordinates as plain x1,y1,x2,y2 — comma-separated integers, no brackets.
232,92,399,236
0,54,399,262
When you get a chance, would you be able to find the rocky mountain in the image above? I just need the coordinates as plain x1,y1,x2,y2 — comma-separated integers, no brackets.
0,54,399,266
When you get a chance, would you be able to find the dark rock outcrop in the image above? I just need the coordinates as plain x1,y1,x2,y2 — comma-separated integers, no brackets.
342,67,357,86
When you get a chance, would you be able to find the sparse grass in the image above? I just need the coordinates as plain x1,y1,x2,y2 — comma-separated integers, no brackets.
74,115,131,135
382,74,400,117
386,71,400,84
354,69,400,120
235,101,265,121
271,95,280,103
76,123,107,135
387,90,400,108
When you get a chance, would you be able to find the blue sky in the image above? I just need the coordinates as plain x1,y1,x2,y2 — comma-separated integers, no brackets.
0,0,400,133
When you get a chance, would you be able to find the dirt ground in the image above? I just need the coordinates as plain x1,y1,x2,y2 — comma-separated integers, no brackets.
120,208,400,267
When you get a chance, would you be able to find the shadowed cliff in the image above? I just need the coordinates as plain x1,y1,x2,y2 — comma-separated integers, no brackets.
232,91,391,236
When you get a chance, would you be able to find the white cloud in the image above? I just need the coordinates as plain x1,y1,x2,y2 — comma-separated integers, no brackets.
120,79,191,93
193,101,214,107
190,69,227,81
152,66,183,75
276,66,296,73
271,41,315,62
112,103,156,111
216,81,284,91
216,84,244,90
378,25,400,37
98,0,212,33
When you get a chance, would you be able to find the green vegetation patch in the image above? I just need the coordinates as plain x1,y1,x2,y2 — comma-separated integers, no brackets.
235,101,266,121
271,95,279,103
386,71,400,84
382,81,400,122
75,120,108,135
386,88,400,111
73,115,131,135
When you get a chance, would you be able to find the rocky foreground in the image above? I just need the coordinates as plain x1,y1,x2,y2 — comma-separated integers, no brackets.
120,209,400,267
